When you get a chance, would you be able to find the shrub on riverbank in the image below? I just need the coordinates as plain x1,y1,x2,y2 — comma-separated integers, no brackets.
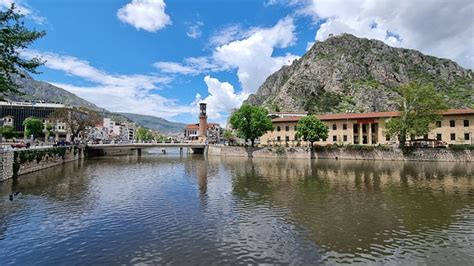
448,144,474,151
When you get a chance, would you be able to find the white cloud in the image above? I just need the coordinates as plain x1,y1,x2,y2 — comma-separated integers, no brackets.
155,17,300,95
302,0,474,68
22,50,194,119
193,76,248,120
212,16,299,93
208,24,252,47
0,0,45,23
186,20,204,39
117,0,171,32
153,61,201,75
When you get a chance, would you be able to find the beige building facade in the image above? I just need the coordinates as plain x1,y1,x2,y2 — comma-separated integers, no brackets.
260,109,474,147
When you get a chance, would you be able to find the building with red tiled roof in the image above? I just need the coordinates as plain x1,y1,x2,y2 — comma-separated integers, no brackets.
260,109,474,147
184,123,220,142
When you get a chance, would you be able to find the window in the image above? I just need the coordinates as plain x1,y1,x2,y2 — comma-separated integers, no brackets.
294,126,297,131
285,126,289,131
343,135,347,141
332,124,337,130
333,135,337,142
285,136,290,142
423,134,428,140
277,136,281,141
277,126,281,132
465,133,470,141
450,120,455,127
386,135,390,141
464,120,470,127
436,121,441,127
343,124,347,130
450,133,456,141
436,134,442,141
362,124,367,133
322,138,327,142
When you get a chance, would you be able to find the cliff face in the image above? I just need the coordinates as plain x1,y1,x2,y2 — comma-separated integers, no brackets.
246,34,473,113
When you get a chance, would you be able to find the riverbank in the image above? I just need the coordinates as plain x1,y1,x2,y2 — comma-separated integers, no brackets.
208,145,473,162
0,146,84,181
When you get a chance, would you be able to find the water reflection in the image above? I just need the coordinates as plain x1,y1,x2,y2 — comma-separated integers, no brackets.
0,155,473,264
221,157,474,263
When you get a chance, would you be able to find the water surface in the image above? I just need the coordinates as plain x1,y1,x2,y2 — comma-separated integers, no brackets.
1,154,473,264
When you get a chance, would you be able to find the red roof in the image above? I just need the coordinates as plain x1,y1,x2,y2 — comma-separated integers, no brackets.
271,109,474,123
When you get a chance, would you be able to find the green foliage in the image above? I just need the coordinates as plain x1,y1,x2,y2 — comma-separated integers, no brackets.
274,146,286,156
296,116,329,147
23,117,43,139
448,144,474,151
0,125,15,139
0,4,46,94
12,151,19,177
223,130,235,145
230,104,273,147
303,90,341,114
17,147,68,165
44,123,54,136
135,127,153,141
385,82,448,148
345,144,375,151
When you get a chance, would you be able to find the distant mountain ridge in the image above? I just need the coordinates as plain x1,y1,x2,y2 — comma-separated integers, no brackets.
2,73,185,134
246,33,473,113
6,73,106,112
118,113,186,134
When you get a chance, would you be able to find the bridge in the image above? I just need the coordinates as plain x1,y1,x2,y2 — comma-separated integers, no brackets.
87,142,207,156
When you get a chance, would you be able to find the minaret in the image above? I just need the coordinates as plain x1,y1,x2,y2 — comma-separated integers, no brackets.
198,103,207,141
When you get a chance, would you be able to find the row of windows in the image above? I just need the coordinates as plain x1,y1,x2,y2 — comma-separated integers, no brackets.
275,123,361,132
274,132,472,143
275,119,471,132
437,133,471,141
437,120,470,128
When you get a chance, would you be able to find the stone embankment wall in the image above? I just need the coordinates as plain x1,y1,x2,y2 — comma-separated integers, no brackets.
208,145,472,162
0,146,84,181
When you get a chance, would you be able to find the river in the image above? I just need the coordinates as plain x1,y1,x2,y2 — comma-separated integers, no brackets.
1,152,473,264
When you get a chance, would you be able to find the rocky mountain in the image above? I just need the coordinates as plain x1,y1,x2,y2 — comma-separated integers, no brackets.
118,113,186,134
246,34,473,113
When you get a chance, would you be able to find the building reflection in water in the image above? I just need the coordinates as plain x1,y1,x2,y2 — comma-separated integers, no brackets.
222,156,474,256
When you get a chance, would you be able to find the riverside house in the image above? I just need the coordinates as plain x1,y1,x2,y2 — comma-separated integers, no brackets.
260,109,474,147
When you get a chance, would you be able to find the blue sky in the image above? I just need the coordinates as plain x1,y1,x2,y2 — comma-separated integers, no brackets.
1,0,472,125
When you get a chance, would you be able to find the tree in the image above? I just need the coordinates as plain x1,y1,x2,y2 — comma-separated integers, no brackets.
0,125,15,139
44,123,54,140
296,115,329,147
49,107,101,142
229,104,273,147
385,83,447,148
23,117,43,139
135,127,153,142
223,130,235,145
0,4,46,94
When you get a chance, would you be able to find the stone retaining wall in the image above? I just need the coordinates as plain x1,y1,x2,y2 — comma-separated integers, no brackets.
209,145,472,162
0,146,84,181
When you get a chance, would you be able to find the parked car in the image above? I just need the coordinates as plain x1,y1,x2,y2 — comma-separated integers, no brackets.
11,142,30,149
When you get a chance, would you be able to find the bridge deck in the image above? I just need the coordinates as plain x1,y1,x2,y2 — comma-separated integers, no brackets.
87,143,206,149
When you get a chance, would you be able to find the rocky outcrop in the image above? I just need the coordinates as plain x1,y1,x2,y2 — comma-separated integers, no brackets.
246,34,473,113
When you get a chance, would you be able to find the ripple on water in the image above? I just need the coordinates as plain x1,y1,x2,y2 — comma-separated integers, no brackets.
0,156,473,264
